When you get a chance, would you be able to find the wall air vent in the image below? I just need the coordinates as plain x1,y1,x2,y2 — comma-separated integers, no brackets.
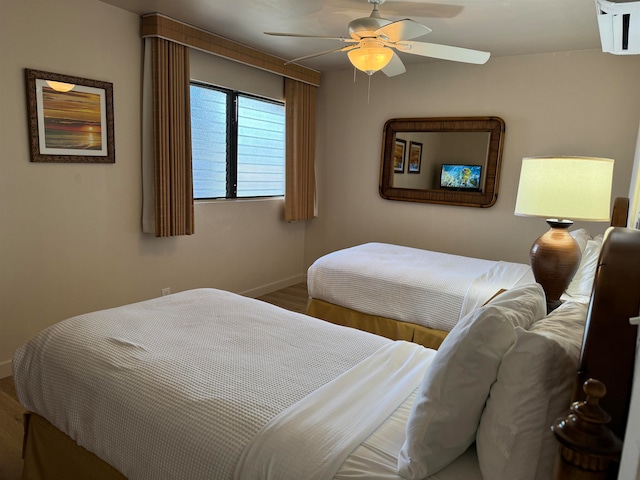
596,0,640,54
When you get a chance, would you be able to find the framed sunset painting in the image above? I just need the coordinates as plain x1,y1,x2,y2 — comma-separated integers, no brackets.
25,69,115,163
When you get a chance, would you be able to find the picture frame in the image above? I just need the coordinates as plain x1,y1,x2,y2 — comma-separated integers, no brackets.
25,69,115,163
408,141,422,174
393,139,406,173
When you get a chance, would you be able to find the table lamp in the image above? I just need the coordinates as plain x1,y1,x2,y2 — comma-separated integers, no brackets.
514,156,614,311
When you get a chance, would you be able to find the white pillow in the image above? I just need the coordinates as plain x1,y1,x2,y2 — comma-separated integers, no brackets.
570,228,592,254
476,301,587,480
485,283,547,314
565,234,603,298
397,284,546,479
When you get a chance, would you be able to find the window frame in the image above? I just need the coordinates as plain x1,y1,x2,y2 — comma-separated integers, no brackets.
190,81,286,201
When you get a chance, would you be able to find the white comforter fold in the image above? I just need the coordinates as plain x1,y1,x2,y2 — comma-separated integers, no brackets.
235,341,436,480
459,260,532,317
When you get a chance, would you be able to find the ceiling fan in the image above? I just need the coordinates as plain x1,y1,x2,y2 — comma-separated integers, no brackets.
265,0,490,77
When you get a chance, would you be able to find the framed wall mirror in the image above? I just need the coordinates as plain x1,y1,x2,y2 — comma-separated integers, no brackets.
379,117,505,207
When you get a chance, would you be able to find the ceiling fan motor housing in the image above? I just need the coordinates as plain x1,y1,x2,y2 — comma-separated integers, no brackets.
349,16,392,39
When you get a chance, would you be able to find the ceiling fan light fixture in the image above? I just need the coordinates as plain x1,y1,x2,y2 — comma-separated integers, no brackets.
347,43,393,75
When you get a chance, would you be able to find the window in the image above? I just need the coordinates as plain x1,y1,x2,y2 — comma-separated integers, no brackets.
190,82,286,200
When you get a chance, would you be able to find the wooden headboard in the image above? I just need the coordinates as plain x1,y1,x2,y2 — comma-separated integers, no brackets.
573,196,634,441
611,196,630,228
547,197,637,479
553,222,640,479
575,225,640,440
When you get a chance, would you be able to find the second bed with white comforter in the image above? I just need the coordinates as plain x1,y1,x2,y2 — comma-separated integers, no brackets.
307,242,534,332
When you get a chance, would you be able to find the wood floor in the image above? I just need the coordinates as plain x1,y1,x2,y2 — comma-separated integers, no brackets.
0,375,23,480
0,282,309,480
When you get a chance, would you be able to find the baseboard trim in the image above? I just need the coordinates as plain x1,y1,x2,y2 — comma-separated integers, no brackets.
240,274,306,299
0,359,13,379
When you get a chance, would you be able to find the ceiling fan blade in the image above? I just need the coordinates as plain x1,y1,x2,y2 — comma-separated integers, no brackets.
375,19,431,42
396,41,490,64
265,32,357,43
284,45,358,65
381,51,406,77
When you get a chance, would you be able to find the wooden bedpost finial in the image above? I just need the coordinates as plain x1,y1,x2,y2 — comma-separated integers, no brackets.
551,378,623,479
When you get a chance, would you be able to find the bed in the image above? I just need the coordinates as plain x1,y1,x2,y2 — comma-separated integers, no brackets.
307,197,630,349
11,224,640,480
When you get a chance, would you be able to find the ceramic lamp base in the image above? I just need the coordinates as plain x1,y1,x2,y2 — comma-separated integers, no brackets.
530,219,582,310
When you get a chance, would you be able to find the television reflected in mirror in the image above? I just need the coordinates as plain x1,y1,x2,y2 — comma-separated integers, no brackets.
440,164,482,192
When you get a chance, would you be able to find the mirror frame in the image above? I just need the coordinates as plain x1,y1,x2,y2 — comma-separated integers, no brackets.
379,116,505,207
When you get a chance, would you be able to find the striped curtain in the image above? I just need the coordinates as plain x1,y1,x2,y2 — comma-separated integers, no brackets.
284,78,317,222
141,16,319,230
142,37,194,237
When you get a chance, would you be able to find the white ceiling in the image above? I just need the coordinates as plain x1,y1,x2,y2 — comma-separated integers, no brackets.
99,0,604,72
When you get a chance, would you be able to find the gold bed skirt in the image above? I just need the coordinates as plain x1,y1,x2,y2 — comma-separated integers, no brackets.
306,298,448,350
22,412,126,480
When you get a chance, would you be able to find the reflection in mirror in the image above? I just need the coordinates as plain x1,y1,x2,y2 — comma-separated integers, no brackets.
380,117,505,207
392,132,490,190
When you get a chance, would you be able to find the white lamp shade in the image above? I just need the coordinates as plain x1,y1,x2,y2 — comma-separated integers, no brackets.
514,156,614,221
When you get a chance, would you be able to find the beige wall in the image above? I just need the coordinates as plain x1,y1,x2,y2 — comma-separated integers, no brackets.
306,51,640,266
0,0,306,377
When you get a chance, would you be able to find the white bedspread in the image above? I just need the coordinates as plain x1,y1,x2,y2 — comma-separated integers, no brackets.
308,243,532,331
13,288,392,480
